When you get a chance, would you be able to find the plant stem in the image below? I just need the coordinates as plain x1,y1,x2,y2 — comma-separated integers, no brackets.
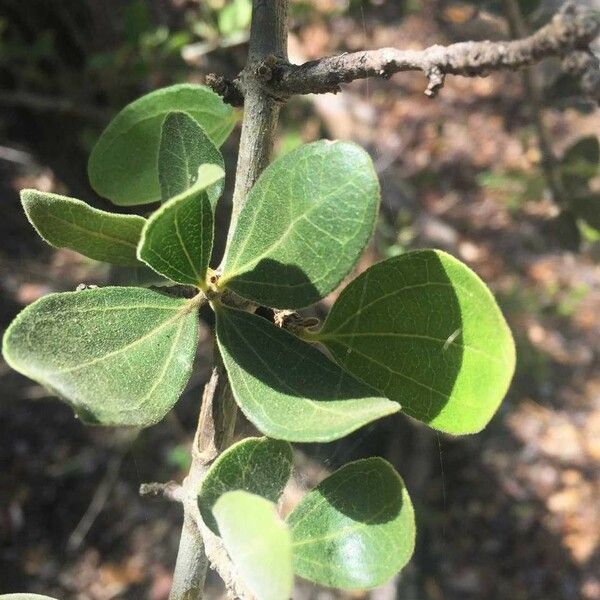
208,4,599,105
169,511,209,600
225,0,290,249
169,2,290,598
169,358,236,600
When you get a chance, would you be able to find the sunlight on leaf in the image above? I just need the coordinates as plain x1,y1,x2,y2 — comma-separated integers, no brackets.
288,457,415,589
138,164,224,286
158,111,225,205
313,250,516,434
214,491,293,600
199,436,292,533
2,287,199,426
221,140,379,308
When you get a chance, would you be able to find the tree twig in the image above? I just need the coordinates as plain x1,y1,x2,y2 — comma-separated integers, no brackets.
194,508,254,600
208,2,599,105
139,481,185,503
165,5,291,598
150,471,254,599
167,355,238,600
223,0,290,247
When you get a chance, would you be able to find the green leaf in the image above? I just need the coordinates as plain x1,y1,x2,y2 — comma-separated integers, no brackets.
158,111,225,206
313,250,516,434
288,457,415,590
214,491,293,600
215,305,399,442
0,596,59,600
221,140,379,309
218,0,252,36
88,84,235,206
198,436,293,533
21,189,145,266
570,193,600,231
137,164,224,286
2,287,199,426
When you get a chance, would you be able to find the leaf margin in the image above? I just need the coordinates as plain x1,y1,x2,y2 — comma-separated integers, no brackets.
21,188,146,266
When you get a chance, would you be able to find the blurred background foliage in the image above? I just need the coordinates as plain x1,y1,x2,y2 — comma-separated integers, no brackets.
0,1,599,599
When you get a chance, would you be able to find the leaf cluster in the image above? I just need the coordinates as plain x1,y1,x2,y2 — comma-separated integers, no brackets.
2,84,516,595
199,437,414,595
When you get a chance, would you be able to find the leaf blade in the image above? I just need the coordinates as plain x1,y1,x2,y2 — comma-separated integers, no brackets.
198,436,293,533
288,457,415,589
158,111,225,205
316,249,516,434
214,491,293,600
216,305,398,442
21,189,145,266
2,287,199,426
137,165,224,286
88,84,235,206
221,140,379,308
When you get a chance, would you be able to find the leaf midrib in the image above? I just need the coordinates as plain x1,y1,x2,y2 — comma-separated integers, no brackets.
45,211,140,249
97,107,224,164
110,316,189,417
318,331,503,365
323,281,459,334
173,202,203,282
219,311,396,440
222,177,363,283
226,313,368,420
327,343,451,400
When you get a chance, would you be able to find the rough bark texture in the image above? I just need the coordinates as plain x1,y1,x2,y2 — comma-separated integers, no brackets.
225,0,290,246
209,3,600,105
194,357,238,466
167,354,239,600
169,512,210,600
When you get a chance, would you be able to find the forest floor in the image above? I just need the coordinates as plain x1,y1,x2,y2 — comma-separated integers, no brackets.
0,1,598,599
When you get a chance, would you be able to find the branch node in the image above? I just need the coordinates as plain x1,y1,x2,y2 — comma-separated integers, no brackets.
249,4,599,100
256,63,273,81
206,73,244,107
425,66,446,97
274,309,320,334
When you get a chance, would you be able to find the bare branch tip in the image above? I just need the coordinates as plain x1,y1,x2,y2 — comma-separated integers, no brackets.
139,480,185,503
206,73,244,107
425,66,445,98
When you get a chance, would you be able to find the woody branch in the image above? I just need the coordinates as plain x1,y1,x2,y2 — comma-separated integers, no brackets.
207,2,600,106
